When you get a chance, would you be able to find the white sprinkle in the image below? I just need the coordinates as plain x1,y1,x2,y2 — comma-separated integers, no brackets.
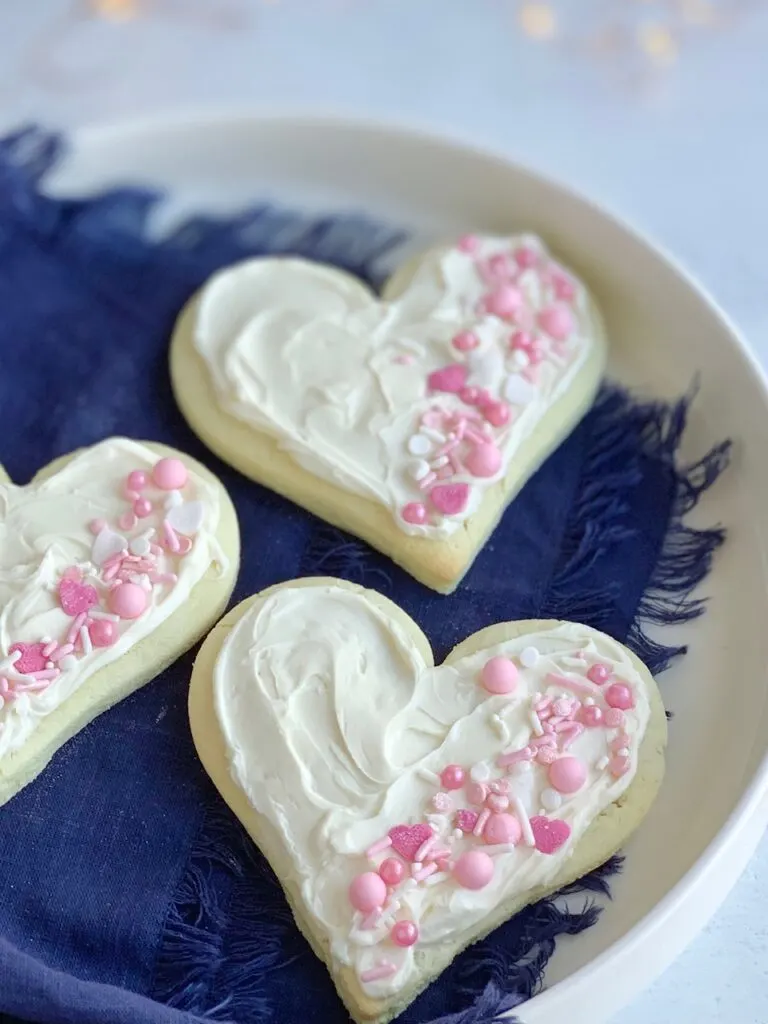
407,434,432,456
529,710,544,736
421,427,447,443
409,459,431,481
45,661,54,670
60,655,77,671
512,760,532,775
596,756,610,771
413,861,423,872
485,843,518,856
561,655,588,667
164,490,183,509
512,349,530,369
490,714,510,743
618,747,629,758
404,878,417,891
9,650,21,664
129,534,152,557
512,795,535,847
519,646,540,669
533,691,542,702
80,626,93,657
41,636,51,645
470,762,491,782
584,697,596,707
417,767,440,784
541,788,562,811
504,373,536,406
452,828,463,840
89,610,120,621
424,871,450,887
430,455,449,469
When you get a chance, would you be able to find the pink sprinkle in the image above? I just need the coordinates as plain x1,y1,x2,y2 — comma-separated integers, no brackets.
436,438,461,456
365,837,393,859
124,488,140,502
426,845,451,862
150,544,163,557
560,722,585,750
89,518,107,535
457,234,479,253
360,962,398,984
41,641,57,658
163,521,181,553
415,836,436,862
547,672,601,698
118,511,137,531
413,862,438,882
149,572,178,585
28,669,59,681
447,451,463,474
514,246,538,269
464,427,488,446
67,613,87,646
530,734,556,748
497,745,534,768
436,465,453,479
473,807,491,837
418,472,438,491
50,644,74,663
394,353,414,365
360,909,382,930
102,552,125,570
455,809,479,833
534,697,553,714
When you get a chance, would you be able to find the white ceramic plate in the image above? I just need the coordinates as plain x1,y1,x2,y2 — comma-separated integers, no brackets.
45,113,768,1024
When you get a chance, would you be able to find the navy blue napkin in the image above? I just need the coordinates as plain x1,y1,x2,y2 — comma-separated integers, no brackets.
0,128,728,1024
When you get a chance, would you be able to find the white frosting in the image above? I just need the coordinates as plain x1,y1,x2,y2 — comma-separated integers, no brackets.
215,584,651,998
0,438,223,756
193,235,600,538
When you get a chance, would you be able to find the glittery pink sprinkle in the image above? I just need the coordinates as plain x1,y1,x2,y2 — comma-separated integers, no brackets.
8,643,48,675
388,824,433,862
455,809,479,833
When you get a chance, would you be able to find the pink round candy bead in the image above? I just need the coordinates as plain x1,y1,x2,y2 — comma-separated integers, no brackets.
391,920,419,947
554,277,576,302
480,655,518,695
474,388,493,407
459,386,480,405
483,402,511,428
108,582,148,620
133,498,153,519
152,457,188,491
605,683,635,711
483,812,521,846
88,619,117,648
453,330,480,352
453,850,494,890
579,705,604,728
604,708,625,728
465,442,502,479
488,253,512,278
401,502,428,526
548,756,587,794
510,330,533,351
349,871,387,912
440,764,466,791
118,511,137,531
484,285,523,320
378,858,405,886
537,306,573,341
514,246,537,269
587,663,611,685
467,781,488,805
127,470,148,492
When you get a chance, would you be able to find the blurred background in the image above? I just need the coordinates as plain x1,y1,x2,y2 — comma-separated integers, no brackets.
1,2,767,1021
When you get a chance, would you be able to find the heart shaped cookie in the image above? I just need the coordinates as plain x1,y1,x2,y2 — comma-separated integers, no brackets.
0,438,239,805
171,234,607,593
189,579,666,1024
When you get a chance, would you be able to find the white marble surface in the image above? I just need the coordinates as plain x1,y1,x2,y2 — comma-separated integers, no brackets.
1,2,767,1020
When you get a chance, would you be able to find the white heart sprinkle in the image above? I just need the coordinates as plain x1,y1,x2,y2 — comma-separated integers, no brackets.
164,490,184,509
407,434,432,456
91,528,126,566
166,500,205,536
129,535,151,557
503,374,536,406
519,645,539,669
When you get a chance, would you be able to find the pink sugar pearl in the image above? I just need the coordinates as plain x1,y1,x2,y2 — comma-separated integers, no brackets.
152,457,188,491
465,442,502,479
484,812,521,846
349,871,387,912
467,781,488,805
587,663,611,685
391,920,419,947
127,470,148,492
604,708,625,728
480,656,518,695
483,402,510,428
579,705,604,728
133,498,153,519
548,756,587,794
457,234,479,253
510,330,533,351
108,582,148,620
605,683,635,711
378,858,405,886
453,850,494,890
514,246,537,269
537,306,573,340
459,386,480,405
401,502,428,525
88,619,117,648
554,276,576,302
453,330,479,352
484,285,523,320
440,764,466,791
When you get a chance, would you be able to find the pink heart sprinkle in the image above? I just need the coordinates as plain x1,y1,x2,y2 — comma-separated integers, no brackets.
454,809,479,834
9,643,48,675
58,576,99,617
430,483,470,516
427,364,468,394
388,824,433,862
530,816,571,855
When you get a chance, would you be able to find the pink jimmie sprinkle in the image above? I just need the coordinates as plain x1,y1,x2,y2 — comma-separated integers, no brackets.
50,643,74,663
102,561,123,583
41,641,57,659
473,807,491,837
28,668,60,682
66,613,87,646
163,521,181,553
415,835,436,862
418,471,438,491
360,962,398,984
394,353,414,365
360,908,382,930
149,572,178,586
413,862,438,882
547,672,601,698
497,745,534,768
365,836,392,860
